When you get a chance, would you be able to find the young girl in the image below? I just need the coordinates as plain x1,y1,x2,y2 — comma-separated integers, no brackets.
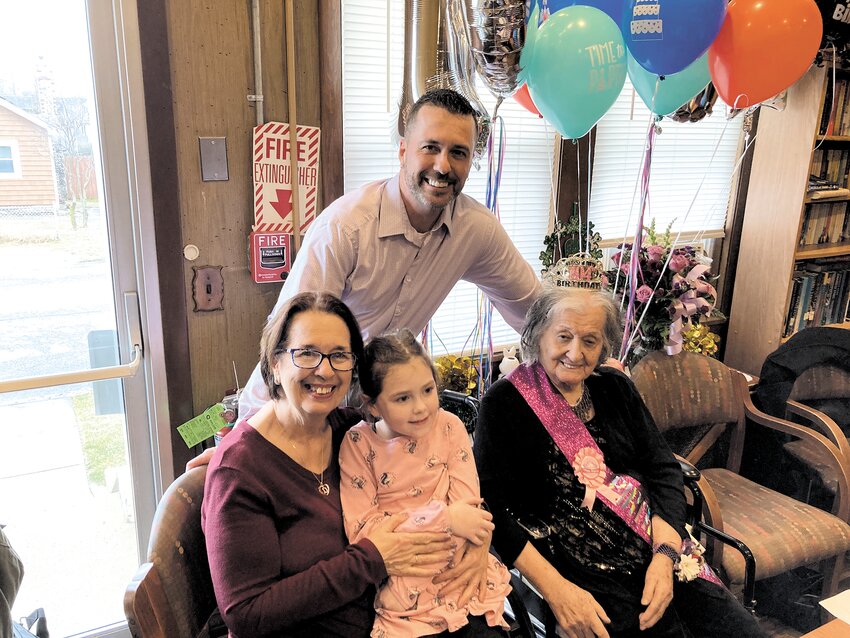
340,329,511,638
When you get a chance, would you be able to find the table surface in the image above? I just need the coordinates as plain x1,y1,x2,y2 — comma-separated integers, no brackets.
802,619,850,637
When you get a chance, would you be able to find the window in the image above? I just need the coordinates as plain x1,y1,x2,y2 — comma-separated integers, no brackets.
342,0,556,354
589,77,745,243
0,141,20,178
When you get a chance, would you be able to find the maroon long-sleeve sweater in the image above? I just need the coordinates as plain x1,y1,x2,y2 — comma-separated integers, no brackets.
202,409,387,637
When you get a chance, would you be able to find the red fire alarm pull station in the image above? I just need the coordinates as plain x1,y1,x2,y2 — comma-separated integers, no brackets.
250,232,292,283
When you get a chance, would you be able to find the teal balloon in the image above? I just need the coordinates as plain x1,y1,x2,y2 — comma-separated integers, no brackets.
522,6,627,140
628,52,711,116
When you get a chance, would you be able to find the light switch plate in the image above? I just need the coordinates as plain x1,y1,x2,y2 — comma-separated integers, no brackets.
192,266,224,311
199,137,228,181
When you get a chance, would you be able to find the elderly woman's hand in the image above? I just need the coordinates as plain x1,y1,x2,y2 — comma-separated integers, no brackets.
639,553,674,630
367,513,455,577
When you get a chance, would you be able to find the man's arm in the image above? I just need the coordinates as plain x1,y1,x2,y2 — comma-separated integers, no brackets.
466,217,542,333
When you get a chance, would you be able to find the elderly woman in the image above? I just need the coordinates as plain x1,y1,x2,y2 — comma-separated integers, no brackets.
202,292,482,637
473,287,765,638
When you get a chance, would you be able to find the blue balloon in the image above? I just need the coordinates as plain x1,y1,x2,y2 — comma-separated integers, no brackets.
623,0,726,76
547,0,626,26
523,6,627,139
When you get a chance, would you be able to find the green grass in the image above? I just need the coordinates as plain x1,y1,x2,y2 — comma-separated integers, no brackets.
72,390,127,486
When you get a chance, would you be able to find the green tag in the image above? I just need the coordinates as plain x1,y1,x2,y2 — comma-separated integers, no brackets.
177,403,228,448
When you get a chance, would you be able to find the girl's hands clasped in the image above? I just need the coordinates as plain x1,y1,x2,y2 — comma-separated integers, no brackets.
367,513,454,577
447,497,494,546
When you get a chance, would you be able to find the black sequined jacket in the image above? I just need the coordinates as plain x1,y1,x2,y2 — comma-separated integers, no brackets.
473,367,687,571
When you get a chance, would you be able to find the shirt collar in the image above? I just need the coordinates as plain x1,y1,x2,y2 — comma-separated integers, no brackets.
378,174,455,242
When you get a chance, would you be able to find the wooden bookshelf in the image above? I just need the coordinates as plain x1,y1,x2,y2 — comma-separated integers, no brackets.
815,135,850,143
796,241,850,259
725,65,850,375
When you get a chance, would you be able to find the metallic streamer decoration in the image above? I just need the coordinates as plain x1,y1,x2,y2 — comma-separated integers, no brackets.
667,83,719,123
465,0,527,100
396,0,490,155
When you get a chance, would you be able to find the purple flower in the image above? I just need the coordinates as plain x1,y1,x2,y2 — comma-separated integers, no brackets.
669,254,690,273
635,285,654,303
646,245,665,263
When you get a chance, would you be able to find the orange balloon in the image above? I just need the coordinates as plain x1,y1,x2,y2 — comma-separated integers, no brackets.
708,0,822,109
513,83,542,117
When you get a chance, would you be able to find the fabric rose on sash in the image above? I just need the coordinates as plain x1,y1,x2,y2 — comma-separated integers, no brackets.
573,446,607,509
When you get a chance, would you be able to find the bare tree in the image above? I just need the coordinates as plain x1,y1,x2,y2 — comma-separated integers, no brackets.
50,99,94,229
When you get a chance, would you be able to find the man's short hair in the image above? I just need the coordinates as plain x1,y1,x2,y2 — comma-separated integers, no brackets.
405,88,479,135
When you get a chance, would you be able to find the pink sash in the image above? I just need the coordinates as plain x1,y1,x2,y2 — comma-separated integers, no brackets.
507,362,723,587
507,362,652,544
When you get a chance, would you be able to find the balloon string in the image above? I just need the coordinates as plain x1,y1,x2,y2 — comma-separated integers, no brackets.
623,113,754,357
613,109,656,306
579,136,593,253
619,122,657,361
576,140,582,254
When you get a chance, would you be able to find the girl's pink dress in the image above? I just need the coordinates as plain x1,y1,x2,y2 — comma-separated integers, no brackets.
339,409,511,638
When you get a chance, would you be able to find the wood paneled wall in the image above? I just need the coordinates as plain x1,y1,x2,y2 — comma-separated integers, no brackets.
139,1,337,471
167,0,323,411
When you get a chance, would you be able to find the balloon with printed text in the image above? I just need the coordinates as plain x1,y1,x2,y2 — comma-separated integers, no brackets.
709,0,823,109
815,0,850,50
624,0,726,76
522,5,626,139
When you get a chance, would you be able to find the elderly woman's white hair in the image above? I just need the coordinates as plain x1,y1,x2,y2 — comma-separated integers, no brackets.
520,287,623,367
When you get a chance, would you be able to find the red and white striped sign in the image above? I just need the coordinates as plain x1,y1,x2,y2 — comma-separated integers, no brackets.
252,122,320,234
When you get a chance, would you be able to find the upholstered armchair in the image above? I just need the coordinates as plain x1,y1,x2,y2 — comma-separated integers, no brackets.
631,351,850,607
124,466,222,638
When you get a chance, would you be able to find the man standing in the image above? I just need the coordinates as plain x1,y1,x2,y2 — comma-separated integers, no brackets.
238,88,541,416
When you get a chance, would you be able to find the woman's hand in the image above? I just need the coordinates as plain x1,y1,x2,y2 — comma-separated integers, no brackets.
432,534,491,607
447,498,494,546
514,542,610,638
548,579,611,638
366,513,454,577
186,447,216,471
639,553,674,630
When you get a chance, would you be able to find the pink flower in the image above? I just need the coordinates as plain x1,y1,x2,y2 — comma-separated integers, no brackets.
601,274,609,288
646,245,665,263
669,254,690,273
635,285,654,303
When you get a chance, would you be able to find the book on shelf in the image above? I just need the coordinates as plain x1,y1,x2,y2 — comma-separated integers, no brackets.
809,187,850,200
784,261,850,336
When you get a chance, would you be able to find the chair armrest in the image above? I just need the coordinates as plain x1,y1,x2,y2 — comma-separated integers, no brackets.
677,456,701,482
440,389,481,413
786,399,850,464
738,372,850,521
693,521,757,611
676,455,703,528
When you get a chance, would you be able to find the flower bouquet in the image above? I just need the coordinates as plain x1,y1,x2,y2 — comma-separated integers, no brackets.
607,221,723,365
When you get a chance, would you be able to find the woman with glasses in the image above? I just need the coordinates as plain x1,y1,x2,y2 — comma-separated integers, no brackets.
202,292,455,637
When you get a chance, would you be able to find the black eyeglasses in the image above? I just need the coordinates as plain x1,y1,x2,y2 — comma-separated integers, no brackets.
283,348,357,371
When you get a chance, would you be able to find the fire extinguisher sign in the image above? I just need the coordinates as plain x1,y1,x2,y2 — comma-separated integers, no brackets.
252,122,320,234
